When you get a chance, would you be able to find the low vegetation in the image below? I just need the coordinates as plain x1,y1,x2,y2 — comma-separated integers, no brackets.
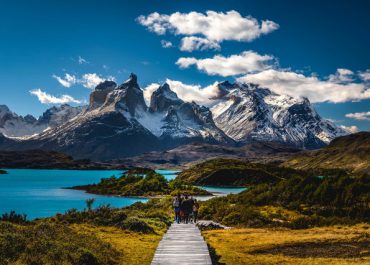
177,158,305,186
204,225,370,265
71,169,211,196
199,172,369,228
0,221,121,265
0,169,6,174
0,197,173,265
284,132,370,174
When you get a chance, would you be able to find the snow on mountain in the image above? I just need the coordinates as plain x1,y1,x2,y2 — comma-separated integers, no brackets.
0,104,84,137
0,74,349,160
211,82,347,149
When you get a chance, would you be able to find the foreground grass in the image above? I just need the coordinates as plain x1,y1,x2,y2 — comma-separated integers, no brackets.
203,224,370,265
71,224,163,265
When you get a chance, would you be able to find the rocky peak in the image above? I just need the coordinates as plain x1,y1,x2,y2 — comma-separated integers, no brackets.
89,82,117,110
95,80,117,91
149,83,182,112
102,73,147,116
119,73,139,89
0,105,10,113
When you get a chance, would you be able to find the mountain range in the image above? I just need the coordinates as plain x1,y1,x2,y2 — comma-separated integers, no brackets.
0,73,348,160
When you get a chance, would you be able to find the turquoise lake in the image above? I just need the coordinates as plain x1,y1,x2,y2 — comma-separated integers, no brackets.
0,169,244,219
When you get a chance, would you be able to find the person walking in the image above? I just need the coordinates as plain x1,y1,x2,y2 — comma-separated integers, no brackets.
172,194,181,224
192,199,199,223
181,195,194,224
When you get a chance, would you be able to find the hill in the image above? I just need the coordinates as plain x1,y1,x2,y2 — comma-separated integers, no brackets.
176,158,301,186
0,149,112,169
283,132,370,174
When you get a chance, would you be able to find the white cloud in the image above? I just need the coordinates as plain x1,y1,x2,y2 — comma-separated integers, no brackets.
345,111,370,121
177,51,274,76
80,73,115,89
180,36,220,52
359,69,370,81
328,68,354,83
143,83,161,105
161,40,173,48
78,56,88,64
237,69,370,103
143,79,220,106
137,10,279,51
30,89,81,104
52,73,77,88
53,72,115,89
340,125,360,133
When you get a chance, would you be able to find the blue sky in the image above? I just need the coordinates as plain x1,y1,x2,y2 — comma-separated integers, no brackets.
0,0,369,131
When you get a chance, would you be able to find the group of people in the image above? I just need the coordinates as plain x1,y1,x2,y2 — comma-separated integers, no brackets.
172,194,200,224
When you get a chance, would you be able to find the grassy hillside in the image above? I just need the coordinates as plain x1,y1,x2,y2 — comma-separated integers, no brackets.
71,170,211,196
204,225,370,265
198,172,369,228
284,132,370,174
177,158,302,186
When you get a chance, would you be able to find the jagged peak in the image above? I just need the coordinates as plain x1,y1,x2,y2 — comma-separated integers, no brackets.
121,73,138,87
0,105,10,112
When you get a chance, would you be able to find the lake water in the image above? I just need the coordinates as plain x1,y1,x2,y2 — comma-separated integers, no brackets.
0,169,245,219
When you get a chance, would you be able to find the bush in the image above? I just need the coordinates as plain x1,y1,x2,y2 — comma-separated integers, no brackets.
1,211,27,224
0,221,120,265
121,217,154,233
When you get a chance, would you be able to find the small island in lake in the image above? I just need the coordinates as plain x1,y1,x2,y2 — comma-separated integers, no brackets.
70,168,211,197
0,169,7,174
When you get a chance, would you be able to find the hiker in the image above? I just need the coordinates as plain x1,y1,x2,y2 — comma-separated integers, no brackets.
181,194,194,224
192,199,199,223
173,194,181,224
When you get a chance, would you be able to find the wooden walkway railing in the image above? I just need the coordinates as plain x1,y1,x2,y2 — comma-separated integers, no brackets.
151,223,212,265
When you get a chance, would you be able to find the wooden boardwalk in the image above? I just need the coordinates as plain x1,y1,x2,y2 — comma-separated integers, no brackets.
151,223,212,265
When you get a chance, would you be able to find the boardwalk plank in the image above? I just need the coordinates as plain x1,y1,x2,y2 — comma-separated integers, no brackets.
151,223,212,265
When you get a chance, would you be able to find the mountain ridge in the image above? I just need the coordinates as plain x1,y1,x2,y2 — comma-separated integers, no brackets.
0,73,349,160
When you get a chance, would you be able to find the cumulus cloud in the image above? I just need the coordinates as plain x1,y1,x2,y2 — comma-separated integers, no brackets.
53,72,115,89
80,73,115,89
339,125,360,133
177,51,274,76
143,79,220,106
137,10,279,51
359,69,370,81
30,89,81,104
345,111,370,121
237,69,370,103
180,36,220,52
328,68,354,83
161,40,173,48
52,73,77,88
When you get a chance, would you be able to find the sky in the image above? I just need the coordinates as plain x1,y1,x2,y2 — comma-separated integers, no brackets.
0,0,369,131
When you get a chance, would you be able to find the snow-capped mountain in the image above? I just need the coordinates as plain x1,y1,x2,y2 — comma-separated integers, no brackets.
210,81,347,149
0,104,84,137
9,74,229,160
0,74,348,160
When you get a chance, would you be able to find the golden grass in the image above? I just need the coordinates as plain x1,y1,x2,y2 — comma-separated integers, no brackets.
203,224,370,265
71,224,164,265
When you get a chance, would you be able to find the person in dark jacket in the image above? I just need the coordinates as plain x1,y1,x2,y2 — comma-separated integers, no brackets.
181,195,194,224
